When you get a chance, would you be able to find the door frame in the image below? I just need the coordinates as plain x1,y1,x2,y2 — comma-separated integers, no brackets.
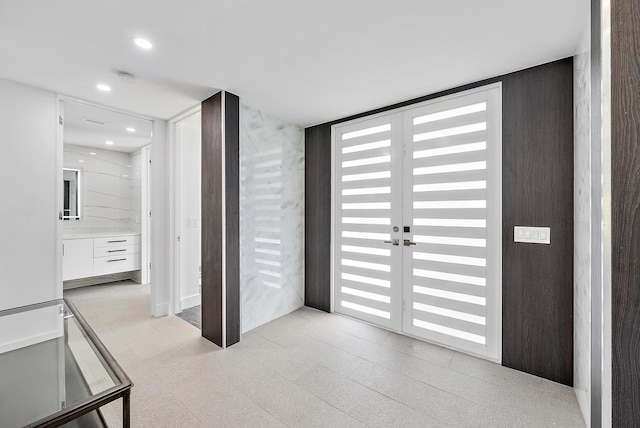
141,144,151,285
56,98,64,295
169,105,202,315
330,83,502,361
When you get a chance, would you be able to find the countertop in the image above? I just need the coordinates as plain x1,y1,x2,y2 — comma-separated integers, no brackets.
63,230,140,240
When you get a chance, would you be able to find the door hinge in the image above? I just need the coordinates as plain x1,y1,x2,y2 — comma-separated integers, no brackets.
149,262,152,270
59,115,64,125
402,299,406,311
149,210,151,217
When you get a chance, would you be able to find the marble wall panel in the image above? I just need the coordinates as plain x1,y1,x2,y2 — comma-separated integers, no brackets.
239,104,304,333
130,149,143,234
574,20,592,425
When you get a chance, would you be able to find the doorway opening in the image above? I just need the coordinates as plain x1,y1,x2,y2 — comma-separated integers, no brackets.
59,98,153,302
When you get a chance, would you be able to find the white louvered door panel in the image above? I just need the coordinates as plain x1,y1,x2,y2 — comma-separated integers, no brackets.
334,113,403,331
402,86,502,361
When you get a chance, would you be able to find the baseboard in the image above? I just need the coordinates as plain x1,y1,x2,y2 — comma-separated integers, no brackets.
181,294,201,311
63,271,139,290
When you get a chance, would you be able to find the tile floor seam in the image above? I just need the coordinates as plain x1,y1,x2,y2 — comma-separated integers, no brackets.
294,361,445,427
253,328,367,378
317,328,455,371
240,379,361,428
346,362,469,426
354,381,451,426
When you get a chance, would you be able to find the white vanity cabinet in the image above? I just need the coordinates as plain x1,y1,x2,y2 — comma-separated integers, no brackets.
63,233,141,281
63,238,94,281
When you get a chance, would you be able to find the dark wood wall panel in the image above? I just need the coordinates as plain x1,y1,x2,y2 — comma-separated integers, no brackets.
501,58,574,385
201,91,241,348
304,58,574,385
201,92,223,346
224,92,241,347
304,125,333,312
612,0,640,424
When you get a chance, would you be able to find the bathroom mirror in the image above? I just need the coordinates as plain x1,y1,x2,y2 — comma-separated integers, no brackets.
63,168,81,220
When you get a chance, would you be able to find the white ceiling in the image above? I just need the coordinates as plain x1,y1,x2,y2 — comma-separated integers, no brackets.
0,1,588,127
62,100,153,153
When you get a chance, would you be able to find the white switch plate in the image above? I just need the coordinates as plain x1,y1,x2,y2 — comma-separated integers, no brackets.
188,217,199,227
514,226,550,244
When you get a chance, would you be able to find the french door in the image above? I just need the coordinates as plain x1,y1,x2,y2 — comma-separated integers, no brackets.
333,84,502,361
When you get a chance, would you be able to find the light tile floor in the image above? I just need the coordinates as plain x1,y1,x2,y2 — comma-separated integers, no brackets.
65,281,586,427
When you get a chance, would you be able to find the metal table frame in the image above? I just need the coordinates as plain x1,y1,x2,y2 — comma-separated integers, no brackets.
18,298,133,428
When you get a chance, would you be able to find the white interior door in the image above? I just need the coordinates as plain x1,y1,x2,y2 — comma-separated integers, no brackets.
334,84,502,361
175,113,202,312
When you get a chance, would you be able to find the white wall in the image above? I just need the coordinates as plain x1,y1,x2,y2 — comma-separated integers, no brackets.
0,78,59,311
63,144,139,233
178,117,201,310
239,104,305,333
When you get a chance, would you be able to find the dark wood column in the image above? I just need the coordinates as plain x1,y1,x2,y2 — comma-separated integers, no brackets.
201,91,240,348
611,0,640,424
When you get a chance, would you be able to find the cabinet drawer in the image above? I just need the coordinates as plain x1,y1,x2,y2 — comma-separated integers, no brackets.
94,254,141,276
94,235,140,248
94,245,140,258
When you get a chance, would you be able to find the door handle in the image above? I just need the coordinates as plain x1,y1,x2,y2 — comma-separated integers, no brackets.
383,239,400,246
404,239,417,246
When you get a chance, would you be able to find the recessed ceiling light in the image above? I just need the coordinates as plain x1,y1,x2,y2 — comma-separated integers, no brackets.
96,83,111,92
105,140,114,145
78,160,85,163
126,127,136,133
89,152,97,155
134,38,153,50
123,174,129,178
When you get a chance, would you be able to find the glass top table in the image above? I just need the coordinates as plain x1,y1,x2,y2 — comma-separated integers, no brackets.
0,298,132,427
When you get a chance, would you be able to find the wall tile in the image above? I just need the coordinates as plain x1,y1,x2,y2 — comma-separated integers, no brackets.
63,144,140,233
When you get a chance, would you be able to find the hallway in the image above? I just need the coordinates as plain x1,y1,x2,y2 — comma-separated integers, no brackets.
66,282,585,427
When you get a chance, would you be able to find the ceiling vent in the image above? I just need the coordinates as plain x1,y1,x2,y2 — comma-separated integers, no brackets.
116,71,136,84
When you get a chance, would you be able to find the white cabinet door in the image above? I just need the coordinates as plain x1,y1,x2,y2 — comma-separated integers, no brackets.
62,239,94,281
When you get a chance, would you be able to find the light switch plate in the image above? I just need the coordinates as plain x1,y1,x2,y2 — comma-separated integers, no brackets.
514,226,550,244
